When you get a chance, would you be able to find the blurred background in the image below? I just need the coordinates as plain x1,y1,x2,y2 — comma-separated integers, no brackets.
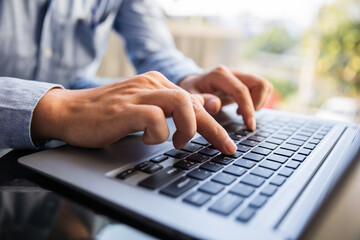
97,0,360,123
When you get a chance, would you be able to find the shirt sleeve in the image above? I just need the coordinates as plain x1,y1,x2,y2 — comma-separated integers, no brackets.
112,0,204,84
0,77,63,149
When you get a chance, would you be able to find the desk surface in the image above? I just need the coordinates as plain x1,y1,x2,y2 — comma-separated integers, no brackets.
0,149,359,240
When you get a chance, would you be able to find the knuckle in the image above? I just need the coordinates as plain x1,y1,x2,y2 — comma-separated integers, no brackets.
173,89,191,103
215,65,228,73
191,97,204,114
235,84,249,95
139,74,162,88
144,71,166,81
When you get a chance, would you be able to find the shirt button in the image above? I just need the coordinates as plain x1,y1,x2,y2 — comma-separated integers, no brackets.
44,48,53,58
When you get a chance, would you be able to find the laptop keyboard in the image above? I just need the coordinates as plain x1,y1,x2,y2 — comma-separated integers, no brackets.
115,115,333,223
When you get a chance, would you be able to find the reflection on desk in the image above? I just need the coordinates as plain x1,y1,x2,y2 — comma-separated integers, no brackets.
0,190,155,240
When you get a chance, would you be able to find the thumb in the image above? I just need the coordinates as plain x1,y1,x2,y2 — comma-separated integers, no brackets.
201,94,222,115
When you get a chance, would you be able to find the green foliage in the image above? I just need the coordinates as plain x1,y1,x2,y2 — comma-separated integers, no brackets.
247,25,297,56
267,77,297,100
316,0,360,95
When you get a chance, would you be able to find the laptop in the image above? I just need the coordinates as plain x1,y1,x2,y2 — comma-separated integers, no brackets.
18,104,360,239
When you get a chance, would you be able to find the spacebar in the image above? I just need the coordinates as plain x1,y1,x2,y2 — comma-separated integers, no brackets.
138,166,184,190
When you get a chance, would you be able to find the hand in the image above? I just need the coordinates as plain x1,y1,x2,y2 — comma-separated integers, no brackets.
31,71,237,154
179,65,273,130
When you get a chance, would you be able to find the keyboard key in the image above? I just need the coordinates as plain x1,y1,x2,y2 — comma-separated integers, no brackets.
191,136,209,146
139,167,184,189
286,161,300,169
240,140,258,147
182,143,203,152
237,207,256,222
241,174,265,187
267,154,288,164
234,159,256,169
274,149,294,158
250,167,274,179
261,185,278,197
314,134,325,140
243,152,264,162
250,195,268,208
230,133,245,141
292,154,306,162
298,148,311,156
135,161,153,171
298,131,313,137
198,148,220,157
236,129,253,136
143,164,163,174
309,139,320,144
304,143,316,150
287,139,305,146
209,194,243,215
225,151,242,158
160,177,198,198
248,135,265,142
211,155,234,165
223,165,246,177
259,160,281,171
262,127,277,133
150,155,168,163
174,159,197,170
251,147,271,156
266,138,283,145
278,167,294,177
230,183,255,197
280,144,299,152
200,162,223,172
212,173,236,185
259,142,277,150
237,144,251,152
293,135,309,141
256,131,271,138
199,181,224,195
116,168,136,180
186,153,210,163
165,149,189,159
183,191,211,206
187,168,212,180
270,175,286,186
272,134,289,140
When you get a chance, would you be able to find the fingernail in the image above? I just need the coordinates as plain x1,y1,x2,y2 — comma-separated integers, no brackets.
225,139,237,154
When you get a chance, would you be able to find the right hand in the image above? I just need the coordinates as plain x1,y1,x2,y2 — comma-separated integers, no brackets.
31,71,237,154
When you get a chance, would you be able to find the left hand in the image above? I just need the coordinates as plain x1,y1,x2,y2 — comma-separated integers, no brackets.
179,65,273,130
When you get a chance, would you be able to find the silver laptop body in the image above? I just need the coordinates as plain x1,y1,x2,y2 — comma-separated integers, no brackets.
19,105,360,239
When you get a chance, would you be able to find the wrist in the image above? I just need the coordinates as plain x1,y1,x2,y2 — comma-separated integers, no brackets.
31,88,67,142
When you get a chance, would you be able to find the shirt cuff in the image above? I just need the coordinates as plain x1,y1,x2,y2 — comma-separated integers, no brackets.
0,78,64,149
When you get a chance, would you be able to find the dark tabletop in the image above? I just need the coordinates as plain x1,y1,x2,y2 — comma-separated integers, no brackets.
0,149,159,240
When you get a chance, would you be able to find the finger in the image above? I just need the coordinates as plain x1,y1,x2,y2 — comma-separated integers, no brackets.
192,99,237,155
137,89,197,149
200,93,222,115
231,71,273,110
210,68,256,130
126,105,170,145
